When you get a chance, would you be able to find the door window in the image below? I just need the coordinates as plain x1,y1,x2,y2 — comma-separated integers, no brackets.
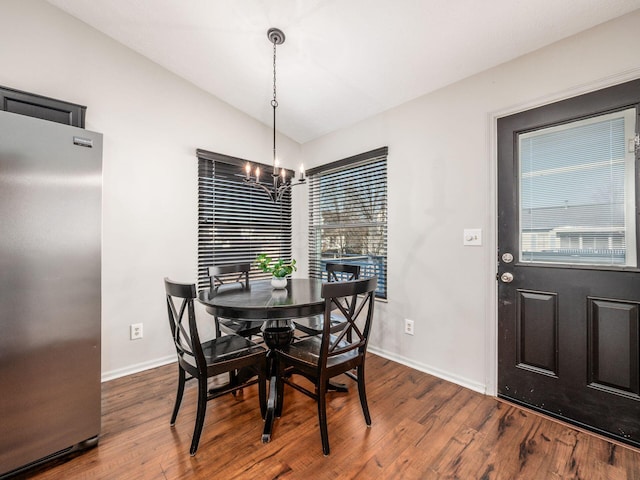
518,108,637,267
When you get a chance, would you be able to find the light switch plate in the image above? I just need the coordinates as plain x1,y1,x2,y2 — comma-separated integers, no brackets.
463,228,482,246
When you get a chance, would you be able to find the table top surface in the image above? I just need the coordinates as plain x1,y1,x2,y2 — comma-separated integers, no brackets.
197,278,325,320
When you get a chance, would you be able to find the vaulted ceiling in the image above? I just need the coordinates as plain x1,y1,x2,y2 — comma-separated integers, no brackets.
46,0,640,143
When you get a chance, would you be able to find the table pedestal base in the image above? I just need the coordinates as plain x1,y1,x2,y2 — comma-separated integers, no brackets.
261,321,295,442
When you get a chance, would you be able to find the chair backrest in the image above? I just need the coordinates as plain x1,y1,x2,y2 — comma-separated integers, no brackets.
319,276,377,366
326,263,360,283
165,278,206,373
326,263,361,314
208,263,250,296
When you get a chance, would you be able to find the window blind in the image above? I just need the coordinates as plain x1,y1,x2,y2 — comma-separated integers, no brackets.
197,149,292,290
308,147,388,298
518,108,636,267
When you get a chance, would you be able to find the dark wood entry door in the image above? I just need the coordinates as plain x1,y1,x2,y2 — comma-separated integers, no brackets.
497,79,640,447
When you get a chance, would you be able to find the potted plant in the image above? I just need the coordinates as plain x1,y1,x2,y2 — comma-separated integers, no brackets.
255,253,297,289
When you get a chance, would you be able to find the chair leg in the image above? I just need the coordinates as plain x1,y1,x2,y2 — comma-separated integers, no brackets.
190,376,208,456
230,369,240,396
170,366,186,426
344,369,358,382
258,362,267,419
275,355,285,418
356,364,371,426
317,381,330,456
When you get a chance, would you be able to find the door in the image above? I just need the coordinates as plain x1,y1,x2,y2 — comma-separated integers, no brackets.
497,79,640,447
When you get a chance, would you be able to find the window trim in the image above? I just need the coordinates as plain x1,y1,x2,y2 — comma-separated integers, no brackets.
306,146,388,176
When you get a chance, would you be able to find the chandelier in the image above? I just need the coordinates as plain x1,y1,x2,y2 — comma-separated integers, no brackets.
243,28,305,203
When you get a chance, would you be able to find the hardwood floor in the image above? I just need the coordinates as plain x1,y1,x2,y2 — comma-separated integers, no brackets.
20,354,640,479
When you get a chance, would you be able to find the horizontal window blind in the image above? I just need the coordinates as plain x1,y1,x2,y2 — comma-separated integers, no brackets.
519,108,636,267
308,147,388,298
197,149,292,290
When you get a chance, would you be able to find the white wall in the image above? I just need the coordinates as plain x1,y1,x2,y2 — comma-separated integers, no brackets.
299,10,640,393
0,0,300,379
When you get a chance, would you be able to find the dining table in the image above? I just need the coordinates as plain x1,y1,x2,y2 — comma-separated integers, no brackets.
197,277,328,443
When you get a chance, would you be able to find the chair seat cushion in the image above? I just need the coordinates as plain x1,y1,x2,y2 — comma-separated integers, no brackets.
293,313,346,335
283,335,358,367
201,334,266,363
219,318,263,336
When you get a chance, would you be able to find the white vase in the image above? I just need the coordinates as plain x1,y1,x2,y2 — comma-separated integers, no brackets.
271,277,287,289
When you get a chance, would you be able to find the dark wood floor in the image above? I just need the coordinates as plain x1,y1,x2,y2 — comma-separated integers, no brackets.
20,353,640,479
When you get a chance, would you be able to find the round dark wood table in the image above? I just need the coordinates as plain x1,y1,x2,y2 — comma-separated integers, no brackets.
197,278,326,442
198,278,323,319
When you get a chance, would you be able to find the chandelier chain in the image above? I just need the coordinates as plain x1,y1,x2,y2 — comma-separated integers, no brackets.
242,28,305,203
272,41,278,108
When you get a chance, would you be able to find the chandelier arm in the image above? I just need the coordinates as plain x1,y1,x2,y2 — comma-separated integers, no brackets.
275,185,292,203
275,180,306,202
243,178,277,203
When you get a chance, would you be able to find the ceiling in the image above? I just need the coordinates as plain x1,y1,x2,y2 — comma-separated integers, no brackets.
46,0,640,143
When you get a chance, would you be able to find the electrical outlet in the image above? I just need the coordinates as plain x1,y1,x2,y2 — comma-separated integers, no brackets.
404,319,414,335
130,323,143,340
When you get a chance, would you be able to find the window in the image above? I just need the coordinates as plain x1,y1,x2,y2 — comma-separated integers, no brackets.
197,149,292,290
308,147,388,298
519,108,636,266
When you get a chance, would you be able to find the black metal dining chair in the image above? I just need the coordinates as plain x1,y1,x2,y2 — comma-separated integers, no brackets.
276,276,377,455
208,264,263,339
164,278,267,456
293,263,361,337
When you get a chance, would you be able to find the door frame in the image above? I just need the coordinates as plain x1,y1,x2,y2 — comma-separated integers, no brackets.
485,70,640,396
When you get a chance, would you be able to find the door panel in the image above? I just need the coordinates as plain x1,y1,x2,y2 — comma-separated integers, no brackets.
516,290,558,375
587,298,640,397
498,79,640,447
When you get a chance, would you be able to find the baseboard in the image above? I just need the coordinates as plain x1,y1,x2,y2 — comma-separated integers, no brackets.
368,346,486,395
102,349,487,396
101,355,176,382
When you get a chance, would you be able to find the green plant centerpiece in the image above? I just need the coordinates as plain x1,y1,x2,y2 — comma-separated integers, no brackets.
256,253,296,289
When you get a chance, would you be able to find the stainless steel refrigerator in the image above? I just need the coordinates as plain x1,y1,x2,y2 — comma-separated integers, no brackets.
0,110,102,477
